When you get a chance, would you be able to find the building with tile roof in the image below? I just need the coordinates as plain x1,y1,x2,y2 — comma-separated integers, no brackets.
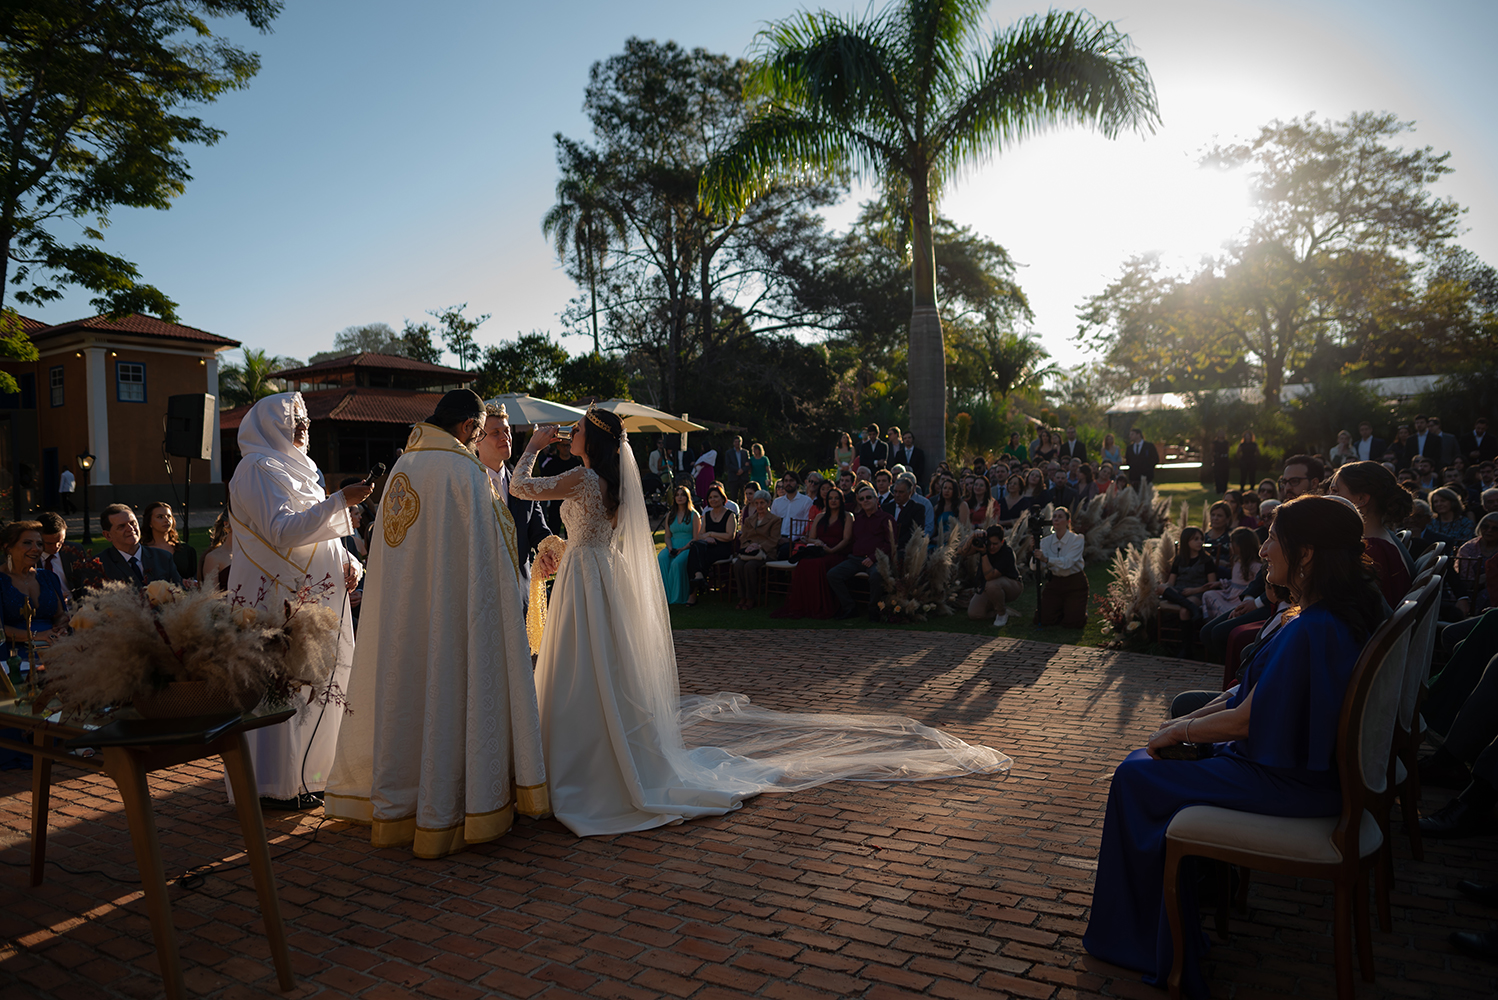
0,313,238,522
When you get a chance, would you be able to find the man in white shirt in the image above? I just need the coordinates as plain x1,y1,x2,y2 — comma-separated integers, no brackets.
58,465,76,515
770,471,814,558
873,469,894,505
1354,421,1386,463
1035,507,1087,628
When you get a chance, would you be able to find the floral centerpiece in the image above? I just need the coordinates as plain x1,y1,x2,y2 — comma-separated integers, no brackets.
874,526,967,622
41,577,343,717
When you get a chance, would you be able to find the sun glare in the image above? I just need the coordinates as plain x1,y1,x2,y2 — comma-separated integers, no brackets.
1139,164,1253,269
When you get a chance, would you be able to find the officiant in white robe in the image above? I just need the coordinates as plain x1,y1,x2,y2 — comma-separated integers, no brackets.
326,390,548,859
228,392,370,803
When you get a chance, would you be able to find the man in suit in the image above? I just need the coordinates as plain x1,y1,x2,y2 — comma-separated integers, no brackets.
873,469,894,506
98,504,183,586
1462,418,1497,464
477,403,559,594
893,430,926,487
722,435,750,501
1059,426,1087,462
1045,469,1078,510
1412,415,1443,466
882,477,922,553
1429,417,1459,468
858,424,889,471
37,511,93,603
1353,420,1387,464
1125,427,1158,486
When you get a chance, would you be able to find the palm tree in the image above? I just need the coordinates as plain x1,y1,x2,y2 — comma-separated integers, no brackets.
542,148,626,355
219,348,295,409
701,2,1159,459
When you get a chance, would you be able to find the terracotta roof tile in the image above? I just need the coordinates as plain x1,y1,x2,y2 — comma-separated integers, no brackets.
219,388,443,431
272,353,472,380
30,312,239,347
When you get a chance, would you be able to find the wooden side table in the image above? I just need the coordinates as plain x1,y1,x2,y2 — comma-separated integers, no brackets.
0,704,298,998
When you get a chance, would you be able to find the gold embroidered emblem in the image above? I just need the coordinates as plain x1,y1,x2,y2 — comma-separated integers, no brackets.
382,472,421,548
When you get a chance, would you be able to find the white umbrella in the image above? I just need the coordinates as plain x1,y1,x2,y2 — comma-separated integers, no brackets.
594,399,706,435
484,393,587,429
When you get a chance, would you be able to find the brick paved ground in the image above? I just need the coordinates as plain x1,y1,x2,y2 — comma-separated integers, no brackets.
2,630,1496,999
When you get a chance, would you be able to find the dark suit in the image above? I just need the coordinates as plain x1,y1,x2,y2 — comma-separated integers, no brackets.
1125,440,1159,485
892,445,926,486
99,545,182,587
1353,436,1388,464
858,440,889,471
1412,432,1443,465
1059,438,1087,462
881,499,921,550
1045,485,1078,511
495,466,553,588
723,447,751,495
1461,432,1497,463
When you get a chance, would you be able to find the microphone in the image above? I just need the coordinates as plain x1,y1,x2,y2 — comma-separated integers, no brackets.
363,462,388,484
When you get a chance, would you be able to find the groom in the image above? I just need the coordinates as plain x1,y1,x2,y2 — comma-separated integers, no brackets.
326,389,549,858
477,402,561,591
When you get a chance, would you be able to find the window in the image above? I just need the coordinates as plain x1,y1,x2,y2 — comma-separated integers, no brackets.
49,366,63,407
117,361,145,402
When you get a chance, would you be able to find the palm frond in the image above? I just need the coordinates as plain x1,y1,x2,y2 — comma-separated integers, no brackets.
748,8,908,133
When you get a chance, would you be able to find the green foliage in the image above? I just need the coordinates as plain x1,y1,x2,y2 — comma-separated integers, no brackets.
429,304,489,371
702,2,1159,458
0,0,280,316
398,320,444,365
557,352,629,403
219,348,296,409
0,310,39,394
473,332,569,400
308,319,445,366
1284,372,1388,456
1080,113,1474,400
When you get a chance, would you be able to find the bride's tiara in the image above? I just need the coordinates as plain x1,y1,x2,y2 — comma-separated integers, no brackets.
586,405,618,435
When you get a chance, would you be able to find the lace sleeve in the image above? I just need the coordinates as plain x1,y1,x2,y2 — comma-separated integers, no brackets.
509,449,589,502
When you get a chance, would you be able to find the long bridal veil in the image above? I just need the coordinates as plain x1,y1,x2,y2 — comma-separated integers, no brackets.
608,436,1010,796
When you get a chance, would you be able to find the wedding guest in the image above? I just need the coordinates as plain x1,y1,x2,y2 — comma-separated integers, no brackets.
36,511,89,606
1391,424,1415,469
894,430,926,486
0,520,69,658
773,487,853,619
1101,433,1122,468
1202,527,1263,620
200,510,234,590
1238,431,1260,491
1036,507,1087,628
1003,433,1029,464
1256,477,1277,502
1204,501,1232,575
1429,416,1459,468
1327,429,1357,468
834,431,856,471
857,423,889,471
687,483,736,607
1354,420,1387,463
748,442,772,489
1211,430,1230,494
732,490,781,610
770,471,815,558
1160,526,1218,628
829,487,894,620
1126,427,1159,486
1431,487,1477,543
97,504,183,587
1083,495,1385,997
967,526,1022,627
968,477,999,532
723,435,751,500
1239,490,1262,529
142,500,198,584
999,474,1031,527
1032,428,1059,465
1462,417,1497,463
1329,461,1415,608
931,477,969,544
1454,513,1498,611
657,486,699,605
1060,426,1088,462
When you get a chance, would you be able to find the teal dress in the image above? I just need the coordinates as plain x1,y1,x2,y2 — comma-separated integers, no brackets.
657,514,696,604
748,455,771,487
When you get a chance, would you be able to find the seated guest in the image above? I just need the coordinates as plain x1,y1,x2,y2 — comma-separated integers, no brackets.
829,487,894,620
1220,490,1244,529
656,486,699,605
882,477,924,556
1403,499,1442,557
200,510,234,591
1083,495,1385,997
1256,478,1278,503
1239,490,1262,530
687,483,736,607
967,476,999,532
1454,513,1498,612
872,468,894,505
1074,463,1099,506
998,473,1031,526
36,511,89,606
898,471,936,537
1036,507,1087,628
1045,468,1077,510
1159,526,1218,635
142,500,198,584
0,520,70,658
732,490,781,610
930,477,969,544
1430,486,1477,542
1202,527,1264,620
1203,501,1232,576
97,504,183,586
1329,461,1415,608
967,527,1022,627
1419,639,1498,840
770,472,815,558
773,487,853,619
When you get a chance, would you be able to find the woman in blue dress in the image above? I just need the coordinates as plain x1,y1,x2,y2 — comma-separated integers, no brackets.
656,485,700,605
0,520,69,659
1083,496,1386,998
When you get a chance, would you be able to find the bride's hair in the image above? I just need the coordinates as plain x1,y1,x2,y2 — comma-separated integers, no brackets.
583,408,624,514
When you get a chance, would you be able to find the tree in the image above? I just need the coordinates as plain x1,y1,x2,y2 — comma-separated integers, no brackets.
472,332,570,400
701,2,1158,460
557,352,629,402
542,144,625,354
430,303,488,371
0,0,280,319
219,347,298,409
398,319,443,365
1079,113,1469,400
308,319,446,365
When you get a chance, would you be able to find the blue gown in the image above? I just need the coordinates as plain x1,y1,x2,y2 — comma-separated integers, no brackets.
657,515,696,605
0,570,65,660
1083,604,1361,998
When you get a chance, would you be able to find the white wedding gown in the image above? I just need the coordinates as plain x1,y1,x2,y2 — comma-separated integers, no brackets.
512,444,1010,838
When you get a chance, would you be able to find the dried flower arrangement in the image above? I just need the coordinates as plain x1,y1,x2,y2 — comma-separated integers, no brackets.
1068,480,1173,565
1096,524,1180,647
42,577,344,717
874,524,969,622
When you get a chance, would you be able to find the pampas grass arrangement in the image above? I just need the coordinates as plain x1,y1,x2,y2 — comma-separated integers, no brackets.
43,580,342,717
1067,480,1174,565
874,524,968,621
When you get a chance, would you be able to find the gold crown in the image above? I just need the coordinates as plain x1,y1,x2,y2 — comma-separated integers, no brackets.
587,405,612,433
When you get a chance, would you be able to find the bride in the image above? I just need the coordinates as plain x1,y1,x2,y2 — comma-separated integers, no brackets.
510,408,1009,837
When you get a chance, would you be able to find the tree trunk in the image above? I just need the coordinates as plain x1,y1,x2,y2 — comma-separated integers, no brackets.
907,171,946,461
586,221,600,355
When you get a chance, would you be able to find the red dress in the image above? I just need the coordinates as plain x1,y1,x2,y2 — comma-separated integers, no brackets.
1365,536,1412,608
772,514,848,619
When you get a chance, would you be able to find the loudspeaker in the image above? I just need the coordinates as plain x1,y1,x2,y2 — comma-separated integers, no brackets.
165,393,215,460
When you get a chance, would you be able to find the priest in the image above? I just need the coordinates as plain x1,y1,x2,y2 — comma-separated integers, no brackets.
325,389,548,858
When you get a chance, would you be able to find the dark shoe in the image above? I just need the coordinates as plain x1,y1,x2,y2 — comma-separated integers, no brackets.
1457,880,1498,907
259,793,321,813
1451,929,1498,963
1420,795,1492,839
1419,749,1471,790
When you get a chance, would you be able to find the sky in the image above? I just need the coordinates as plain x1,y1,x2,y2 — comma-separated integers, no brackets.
23,0,1498,379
